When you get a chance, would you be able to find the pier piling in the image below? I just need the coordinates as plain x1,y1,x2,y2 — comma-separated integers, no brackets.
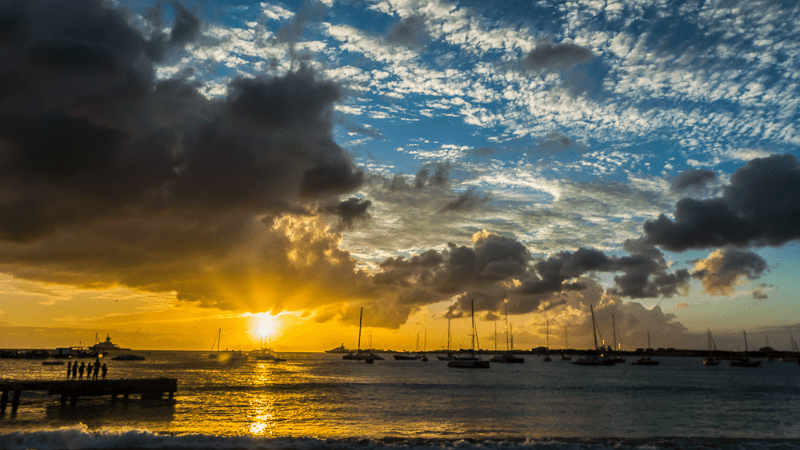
0,378,177,413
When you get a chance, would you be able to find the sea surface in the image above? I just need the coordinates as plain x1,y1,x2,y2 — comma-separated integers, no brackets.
0,352,798,449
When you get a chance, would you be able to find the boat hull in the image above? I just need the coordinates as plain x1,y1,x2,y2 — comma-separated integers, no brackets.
447,359,490,369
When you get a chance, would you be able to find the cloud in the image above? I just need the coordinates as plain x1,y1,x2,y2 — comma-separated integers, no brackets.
439,188,491,213
674,302,689,309
645,154,800,251
521,38,595,72
320,197,372,230
385,15,431,48
671,169,716,191
0,0,371,314
692,247,769,295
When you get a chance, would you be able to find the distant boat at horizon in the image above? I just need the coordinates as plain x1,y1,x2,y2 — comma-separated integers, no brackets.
631,332,659,366
325,343,349,354
730,330,761,367
90,334,131,353
703,329,720,366
448,300,490,369
572,305,614,366
208,329,248,362
490,304,524,364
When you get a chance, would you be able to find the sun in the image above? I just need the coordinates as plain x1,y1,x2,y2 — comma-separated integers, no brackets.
254,313,277,338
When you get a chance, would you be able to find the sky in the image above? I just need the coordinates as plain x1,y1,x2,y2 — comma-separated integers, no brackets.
0,0,799,353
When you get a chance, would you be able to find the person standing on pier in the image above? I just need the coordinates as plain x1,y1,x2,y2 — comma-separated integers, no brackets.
93,361,100,380
87,362,93,378
67,361,72,379
72,361,78,379
78,362,85,380
101,363,107,380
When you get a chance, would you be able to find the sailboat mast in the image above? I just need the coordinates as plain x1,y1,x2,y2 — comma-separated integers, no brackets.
612,314,617,351
743,330,748,353
565,325,568,349
471,299,479,352
447,318,451,352
218,328,221,353
505,303,510,351
546,318,549,351
591,305,598,351
357,307,362,352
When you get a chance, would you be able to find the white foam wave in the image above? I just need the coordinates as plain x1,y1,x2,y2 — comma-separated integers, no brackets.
1,427,799,450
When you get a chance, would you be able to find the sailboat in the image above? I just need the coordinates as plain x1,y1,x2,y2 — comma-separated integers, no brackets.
437,318,455,360
448,300,490,369
394,331,422,360
560,325,572,360
250,335,286,362
344,307,384,362
208,329,249,362
609,314,626,364
631,332,659,365
703,329,720,365
490,304,524,363
572,305,614,366
730,330,761,367
542,319,552,362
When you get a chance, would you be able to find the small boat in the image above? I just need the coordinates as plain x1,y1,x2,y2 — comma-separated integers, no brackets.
703,329,720,365
542,319,551,362
343,308,382,362
631,332,659,366
437,318,455,360
572,305,614,366
730,330,761,367
490,304,524,363
111,354,145,361
209,329,249,362
609,314,626,364
448,300,490,369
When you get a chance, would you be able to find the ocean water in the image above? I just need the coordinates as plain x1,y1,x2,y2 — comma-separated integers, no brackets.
0,352,798,449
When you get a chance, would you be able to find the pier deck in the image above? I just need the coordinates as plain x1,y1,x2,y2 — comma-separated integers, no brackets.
0,378,177,412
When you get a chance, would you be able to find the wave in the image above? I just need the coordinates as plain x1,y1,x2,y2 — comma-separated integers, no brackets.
2,427,800,450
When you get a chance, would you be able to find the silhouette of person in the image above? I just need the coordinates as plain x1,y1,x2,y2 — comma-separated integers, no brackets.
78,362,85,380
101,363,107,380
87,362,93,377
67,361,72,379
93,361,100,380
72,361,78,379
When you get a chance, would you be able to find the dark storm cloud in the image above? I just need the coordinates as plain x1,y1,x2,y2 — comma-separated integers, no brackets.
369,231,691,323
522,38,595,72
385,15,430,48
0,0,368,311
692,247,769,295
320,197,372,230
539,131,574,153
645,154,800,251
439,188,491,213
414,164,448,188
671,169,716,191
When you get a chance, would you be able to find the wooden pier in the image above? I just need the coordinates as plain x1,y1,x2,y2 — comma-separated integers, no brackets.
0,378,177,413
